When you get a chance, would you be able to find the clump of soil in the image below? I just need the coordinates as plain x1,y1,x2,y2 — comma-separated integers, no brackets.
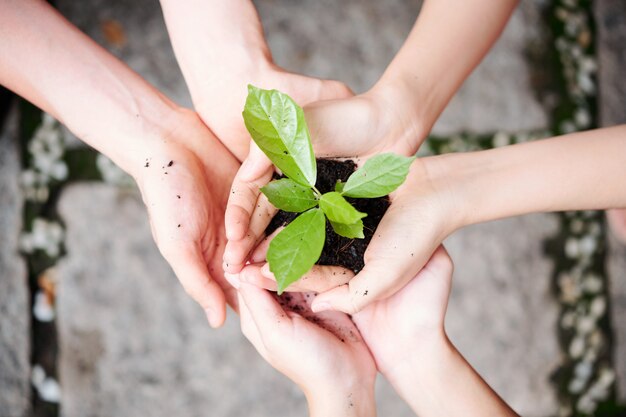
265,158,390,273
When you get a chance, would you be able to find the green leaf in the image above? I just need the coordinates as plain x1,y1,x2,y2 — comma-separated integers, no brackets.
319,192,367,225
342,153,416,198
242,85,316,187
261,179,318,213
335,180,345,193
268,208,326,294
330,220,364,239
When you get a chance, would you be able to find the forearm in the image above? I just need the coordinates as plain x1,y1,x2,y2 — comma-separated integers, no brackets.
431,126,626,229
160,0,272,106
373,0,518,138
385,335,517,417
0,0,180,177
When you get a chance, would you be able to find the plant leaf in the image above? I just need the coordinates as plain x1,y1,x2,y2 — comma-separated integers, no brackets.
335,180,345,193
261,178,318,213
267,208,326,294
342,153,416,198
242,85,316,187
319,192,367,225
330,220,364,239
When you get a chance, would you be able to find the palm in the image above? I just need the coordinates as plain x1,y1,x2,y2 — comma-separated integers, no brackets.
353,247,452,372
137,112,240,324
238,288,375,391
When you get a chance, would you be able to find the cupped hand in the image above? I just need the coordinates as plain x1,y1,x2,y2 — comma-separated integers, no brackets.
351,246,453,374
223,84,427,274
195,64,353,162
134,109,240,327
238,283,377,415
232,156,460,316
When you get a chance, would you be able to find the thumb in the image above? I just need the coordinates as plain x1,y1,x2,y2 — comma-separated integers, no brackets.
239,142,272,182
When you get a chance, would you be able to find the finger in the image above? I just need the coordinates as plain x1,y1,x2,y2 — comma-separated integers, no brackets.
241,262,354,293
238,291,267,358
224,144,273,242
163,242,227,328
249,227,282,263
223,192,277,273
317,79,354,100
422,245,454,277
239,283,292,348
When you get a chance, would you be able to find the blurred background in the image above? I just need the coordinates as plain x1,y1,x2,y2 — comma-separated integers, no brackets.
1,0,625,416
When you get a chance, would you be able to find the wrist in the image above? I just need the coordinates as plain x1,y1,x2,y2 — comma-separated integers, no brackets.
365,79,429,154
382,330,452,389
304,379,376,417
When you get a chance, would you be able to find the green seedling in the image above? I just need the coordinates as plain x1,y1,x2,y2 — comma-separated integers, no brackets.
243,85,415,293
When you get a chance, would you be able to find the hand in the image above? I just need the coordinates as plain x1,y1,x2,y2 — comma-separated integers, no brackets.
237,283,377,417
232,156,460,316
223,83,427,274
195,64,353,162
160,0,352,162
351,246,453,375
353,248,518,417
134,109,240,327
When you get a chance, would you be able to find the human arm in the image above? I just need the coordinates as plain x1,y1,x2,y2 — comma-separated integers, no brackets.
309,126,626,313
353,247,518,417
0,0,240,326
223,0,518,270
237,284,377,417
159,0,352,162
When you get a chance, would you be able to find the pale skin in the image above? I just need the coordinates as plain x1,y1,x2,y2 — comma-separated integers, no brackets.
0,0,240,326
236,125,626,315
238,247,518,416
223,0,519,273
159,0,353,162
238,285,377,417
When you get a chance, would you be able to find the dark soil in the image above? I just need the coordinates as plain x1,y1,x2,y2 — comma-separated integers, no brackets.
265,158,390,273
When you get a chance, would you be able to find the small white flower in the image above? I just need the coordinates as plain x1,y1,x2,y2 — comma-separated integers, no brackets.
560,120,577,135
568,377,586,394
577,394,596,414
565,238,580,258
31,364,61,403
574,108,591,128
569,335,585,358
578,235,597,256
577,72,595,95
590,297,606,318
492,132,510,148
582,274,603,294
576,315,595,335
33,291,55,322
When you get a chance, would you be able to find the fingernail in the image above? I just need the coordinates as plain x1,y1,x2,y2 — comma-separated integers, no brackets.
204,307,218,327
311,301,331,313
224,273,240,289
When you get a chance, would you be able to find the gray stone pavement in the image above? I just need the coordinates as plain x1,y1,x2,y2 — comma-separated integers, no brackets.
446,215,561,416
595,0,626,402
0,108,30,417
608,234,626,403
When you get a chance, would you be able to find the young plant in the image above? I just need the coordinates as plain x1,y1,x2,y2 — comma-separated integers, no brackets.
242,85,415,293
